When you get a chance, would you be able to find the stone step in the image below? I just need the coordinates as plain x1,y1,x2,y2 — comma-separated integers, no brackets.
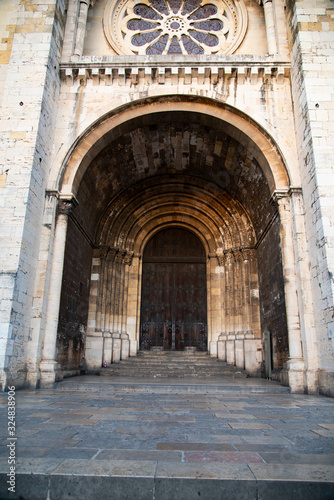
103,370,243,375
2,466,328,500
55,378,290,395
98,350,249,379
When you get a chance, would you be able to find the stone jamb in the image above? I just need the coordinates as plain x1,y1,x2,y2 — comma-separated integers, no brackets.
39,194,78,388
271,188,305,393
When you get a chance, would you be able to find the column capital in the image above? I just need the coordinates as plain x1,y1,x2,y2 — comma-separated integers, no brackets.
270,187,303,206
57,194,78,216
98,246,110,260
124,251,134,266
242,248,255,261
270,189,290,204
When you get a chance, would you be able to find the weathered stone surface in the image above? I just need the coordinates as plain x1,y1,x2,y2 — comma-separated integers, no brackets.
0,0,333,397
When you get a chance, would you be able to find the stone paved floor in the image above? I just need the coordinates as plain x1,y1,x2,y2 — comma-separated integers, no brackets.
0,376,333,499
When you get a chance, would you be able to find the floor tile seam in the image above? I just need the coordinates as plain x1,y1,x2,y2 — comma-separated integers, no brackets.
247,462,258,482
90,449,103,459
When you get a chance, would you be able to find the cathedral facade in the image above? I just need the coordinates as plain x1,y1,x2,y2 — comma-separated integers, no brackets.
0,0,333,396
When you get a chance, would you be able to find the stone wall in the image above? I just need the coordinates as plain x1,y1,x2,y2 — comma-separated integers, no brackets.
258,214,289,379
1,0,332,395
286,0,334,396
0,0,68,390
57,216,92,377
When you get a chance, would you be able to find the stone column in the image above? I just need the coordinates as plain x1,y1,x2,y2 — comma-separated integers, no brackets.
104,253,114,332
274,191,305,392
289,189,319,393
260,0,278,55
39,195,77,387
73,0,90,57
126,255,141,356
217,252,227,361
85,248,105,372
102,334,112,366
122,252,134,333
209,254,222,357
26,192,58,388
112,333,121,363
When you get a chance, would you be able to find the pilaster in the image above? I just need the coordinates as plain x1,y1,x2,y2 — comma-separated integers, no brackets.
40,195,78,388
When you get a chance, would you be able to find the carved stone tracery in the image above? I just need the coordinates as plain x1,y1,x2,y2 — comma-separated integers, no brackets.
103,0,248,55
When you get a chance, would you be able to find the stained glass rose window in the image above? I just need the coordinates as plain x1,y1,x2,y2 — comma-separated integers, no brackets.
103,0,247,55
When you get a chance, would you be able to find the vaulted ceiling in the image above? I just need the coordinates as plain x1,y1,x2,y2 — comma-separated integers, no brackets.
74,111,275,247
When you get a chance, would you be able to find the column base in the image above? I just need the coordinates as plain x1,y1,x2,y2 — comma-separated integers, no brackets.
26,369,40,389
287,358,305,393
112,333,121,363
0,369,7,392
39,360,60,388
209,341,217,357
130,339,138,356
304,369,319,394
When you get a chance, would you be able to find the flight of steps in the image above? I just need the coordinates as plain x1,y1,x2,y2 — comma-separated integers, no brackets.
100,348,248,379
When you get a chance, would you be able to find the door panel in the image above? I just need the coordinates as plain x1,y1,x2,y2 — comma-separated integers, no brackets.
140,229,207,351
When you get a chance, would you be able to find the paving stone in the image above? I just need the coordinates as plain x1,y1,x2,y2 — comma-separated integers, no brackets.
234,444,287,452
186,434,245,444
214,413,256,419
259,452,334,465
156,461,255,480
87,414,138,421
52,459,157,477
11,458,63,475
41,447,99,459
228,422,272,429
96,449,183,462
157,442,235,451
184,451,264,463
249,463,334,482
139,416,196,422
0,381,333,498
43,418,100,426
15,447,51,458
241,435,293,445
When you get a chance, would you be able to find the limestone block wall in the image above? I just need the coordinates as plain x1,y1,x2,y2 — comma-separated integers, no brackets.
56,216,93,377
1,0,329,394
0,0,68,390
286,0,334,396
53,56,298,189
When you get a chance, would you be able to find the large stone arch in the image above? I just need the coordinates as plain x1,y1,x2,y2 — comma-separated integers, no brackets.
83,175,260,370
42,94,304,389
57,95,290,196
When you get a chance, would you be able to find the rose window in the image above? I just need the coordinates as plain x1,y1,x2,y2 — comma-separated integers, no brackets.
104,0,248,55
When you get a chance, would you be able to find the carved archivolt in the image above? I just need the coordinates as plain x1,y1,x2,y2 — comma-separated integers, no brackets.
103,0,248,55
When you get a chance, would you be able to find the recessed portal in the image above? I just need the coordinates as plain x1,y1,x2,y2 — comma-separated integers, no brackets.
140,228,207,351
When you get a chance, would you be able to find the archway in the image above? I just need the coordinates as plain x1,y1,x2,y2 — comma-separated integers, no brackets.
48,96,294,383
140,228,207,351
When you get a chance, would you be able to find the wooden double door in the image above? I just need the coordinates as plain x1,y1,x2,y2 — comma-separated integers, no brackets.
140,228,207,351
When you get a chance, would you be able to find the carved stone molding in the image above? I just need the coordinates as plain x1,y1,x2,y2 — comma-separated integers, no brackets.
97,246,134,265
213,246,256,266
